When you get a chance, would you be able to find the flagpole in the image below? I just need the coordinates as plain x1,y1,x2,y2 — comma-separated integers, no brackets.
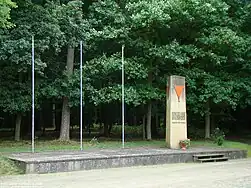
122,45,125,149
80,41,83,151
31,36,35,153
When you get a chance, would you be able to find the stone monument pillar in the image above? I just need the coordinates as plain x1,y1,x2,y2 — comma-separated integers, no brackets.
166,75,187,149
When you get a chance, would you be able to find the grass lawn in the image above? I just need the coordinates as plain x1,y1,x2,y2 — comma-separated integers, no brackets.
0,139,166,153
0,156,22,175
191,140,251,157
0,139,250,155
0,139,250,176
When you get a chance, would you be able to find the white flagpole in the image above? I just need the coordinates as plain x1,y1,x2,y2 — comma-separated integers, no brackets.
80,41,83,151
31,36,35,153
122,45,125,148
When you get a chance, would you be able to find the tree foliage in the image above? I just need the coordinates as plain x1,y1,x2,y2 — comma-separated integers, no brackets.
0,0,17,28
0,0,251,139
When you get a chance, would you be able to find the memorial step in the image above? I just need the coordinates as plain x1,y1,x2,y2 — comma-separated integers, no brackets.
193,153,229,163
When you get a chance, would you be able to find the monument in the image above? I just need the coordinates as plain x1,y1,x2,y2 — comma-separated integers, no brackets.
166,75,187,149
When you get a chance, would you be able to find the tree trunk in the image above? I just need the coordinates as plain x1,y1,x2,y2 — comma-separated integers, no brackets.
60,97,71,140
104,123,109,137
151,112,158,137
133,115,137,125
156,113,159,129
142,115,146,140
211,114,215,133
15,113,22,141
15,73,22,141
52,103,56,130
205,100,211,139
59,47,74,141
39,110,45,136
108,124,113,135
146,102,152,140
146,66,152,140
94,107,98,124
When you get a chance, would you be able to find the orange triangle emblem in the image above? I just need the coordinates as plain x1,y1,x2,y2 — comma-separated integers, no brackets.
174,85,184,102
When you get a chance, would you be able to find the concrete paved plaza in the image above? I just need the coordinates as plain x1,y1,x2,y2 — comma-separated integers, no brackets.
1,159,251,188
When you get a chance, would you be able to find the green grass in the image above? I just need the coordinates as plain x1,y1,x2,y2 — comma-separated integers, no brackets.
191,140,251,157
0,139,250,154
0,139,166,153
0,139,250,176
0,156,22,175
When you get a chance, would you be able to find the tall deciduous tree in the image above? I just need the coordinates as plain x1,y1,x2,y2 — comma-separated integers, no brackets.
48,0,89,140
0,0,16,28
0,0,63,140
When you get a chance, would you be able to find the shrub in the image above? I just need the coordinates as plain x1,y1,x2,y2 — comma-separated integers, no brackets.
111,125,142,136
211,128,225,146
89,137,99,145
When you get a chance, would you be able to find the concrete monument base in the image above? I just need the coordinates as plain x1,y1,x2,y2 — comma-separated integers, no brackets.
6,147,247,174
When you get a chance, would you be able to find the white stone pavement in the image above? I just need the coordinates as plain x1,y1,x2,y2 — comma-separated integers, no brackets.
1,159,251,188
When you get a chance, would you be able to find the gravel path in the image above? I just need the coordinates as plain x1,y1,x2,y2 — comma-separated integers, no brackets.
1,159,251,188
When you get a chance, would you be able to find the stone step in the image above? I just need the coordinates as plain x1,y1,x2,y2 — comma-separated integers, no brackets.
193,153,225,159
195,157,229,163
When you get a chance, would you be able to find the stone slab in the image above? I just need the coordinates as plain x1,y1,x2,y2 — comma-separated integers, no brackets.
5,147,247,174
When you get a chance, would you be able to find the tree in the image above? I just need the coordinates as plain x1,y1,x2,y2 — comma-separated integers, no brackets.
0,0,250,142
0,0,17,28
46,0,89,141
0,0,64,140
175,0,251,137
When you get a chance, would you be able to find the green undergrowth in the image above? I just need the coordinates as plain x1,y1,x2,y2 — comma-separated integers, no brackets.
0,156,22,175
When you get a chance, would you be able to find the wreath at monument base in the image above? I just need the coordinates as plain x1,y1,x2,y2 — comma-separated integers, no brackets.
179,139,190,150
